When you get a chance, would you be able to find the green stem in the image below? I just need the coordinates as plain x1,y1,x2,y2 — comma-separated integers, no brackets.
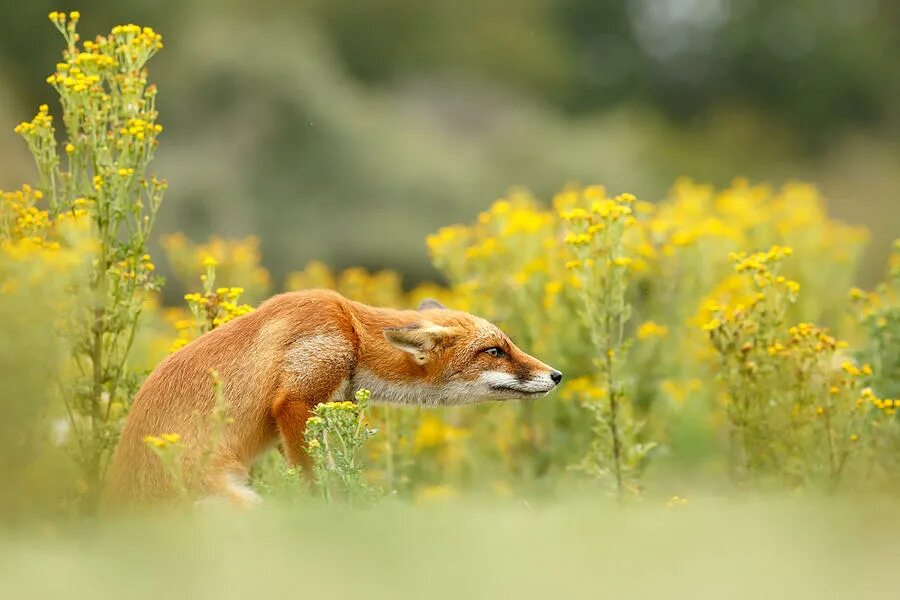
605,317,624,500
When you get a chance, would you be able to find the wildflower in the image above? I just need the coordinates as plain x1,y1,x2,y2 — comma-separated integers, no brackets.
143,435,165,448
564,232,592,246
583,185,606,199
560,208,589,222
490,200,511,216
841,361,861,377
636,321,668,340
414,485,457,505
702,318,722,331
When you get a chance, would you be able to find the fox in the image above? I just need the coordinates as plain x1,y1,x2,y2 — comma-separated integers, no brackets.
105,289,562,506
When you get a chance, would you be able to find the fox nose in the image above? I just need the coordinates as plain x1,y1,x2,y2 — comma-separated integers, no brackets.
550,370,563,385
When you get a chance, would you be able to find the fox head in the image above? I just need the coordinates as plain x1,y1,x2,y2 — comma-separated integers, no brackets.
381,299,563,404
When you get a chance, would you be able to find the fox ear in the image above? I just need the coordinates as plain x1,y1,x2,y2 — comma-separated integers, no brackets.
417,298,446,311
384,322,454,364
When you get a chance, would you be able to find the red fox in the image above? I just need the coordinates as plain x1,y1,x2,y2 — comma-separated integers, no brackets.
106,290,562,506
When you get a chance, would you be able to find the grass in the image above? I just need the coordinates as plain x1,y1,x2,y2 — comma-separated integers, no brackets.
2,495,899,599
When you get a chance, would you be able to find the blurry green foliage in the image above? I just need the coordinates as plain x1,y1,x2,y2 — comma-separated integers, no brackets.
5,0,890,135
1,0,898,289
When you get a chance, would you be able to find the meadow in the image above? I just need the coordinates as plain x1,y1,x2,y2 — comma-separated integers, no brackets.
1,12,899,598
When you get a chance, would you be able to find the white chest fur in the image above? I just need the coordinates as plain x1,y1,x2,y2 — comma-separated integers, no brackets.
349,369,481,406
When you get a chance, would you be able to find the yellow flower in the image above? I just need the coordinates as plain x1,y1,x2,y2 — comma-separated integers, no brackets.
143,435,165,448
560,208,589,222
702,318,721,331
414,416,468,451
490,199,511,216
414,485,457,505
841,361,860,377
583,185,606,199
636,321,668,340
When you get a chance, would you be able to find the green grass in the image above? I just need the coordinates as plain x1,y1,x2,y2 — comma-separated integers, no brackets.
2,495,898,599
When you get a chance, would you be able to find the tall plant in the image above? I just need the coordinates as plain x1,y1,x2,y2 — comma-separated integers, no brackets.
15,12,166,501
560,189,655,498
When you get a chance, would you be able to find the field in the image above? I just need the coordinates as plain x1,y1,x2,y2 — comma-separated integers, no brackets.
1,11,899,598
3,497,900,599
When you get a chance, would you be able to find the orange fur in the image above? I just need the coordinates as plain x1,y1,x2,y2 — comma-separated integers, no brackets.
105,290,560,505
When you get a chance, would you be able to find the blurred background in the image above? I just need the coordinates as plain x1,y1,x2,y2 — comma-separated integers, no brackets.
1,0,897,294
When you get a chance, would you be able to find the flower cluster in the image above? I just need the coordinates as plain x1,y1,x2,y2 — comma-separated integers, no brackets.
143,433,181,449
849,240,899,402
636,321,669,340
417,177,890,496
161,234,271,304
4,12,169,500
559,376,607,402
700,244,896,487
171,257,255,351
304,389,378,505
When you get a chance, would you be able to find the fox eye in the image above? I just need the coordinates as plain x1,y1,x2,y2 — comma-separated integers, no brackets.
483,347,505,358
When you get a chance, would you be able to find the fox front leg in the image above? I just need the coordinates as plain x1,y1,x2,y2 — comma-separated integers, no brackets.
273,335,354,474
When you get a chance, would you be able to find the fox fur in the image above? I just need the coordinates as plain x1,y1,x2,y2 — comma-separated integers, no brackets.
105,289,561,506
